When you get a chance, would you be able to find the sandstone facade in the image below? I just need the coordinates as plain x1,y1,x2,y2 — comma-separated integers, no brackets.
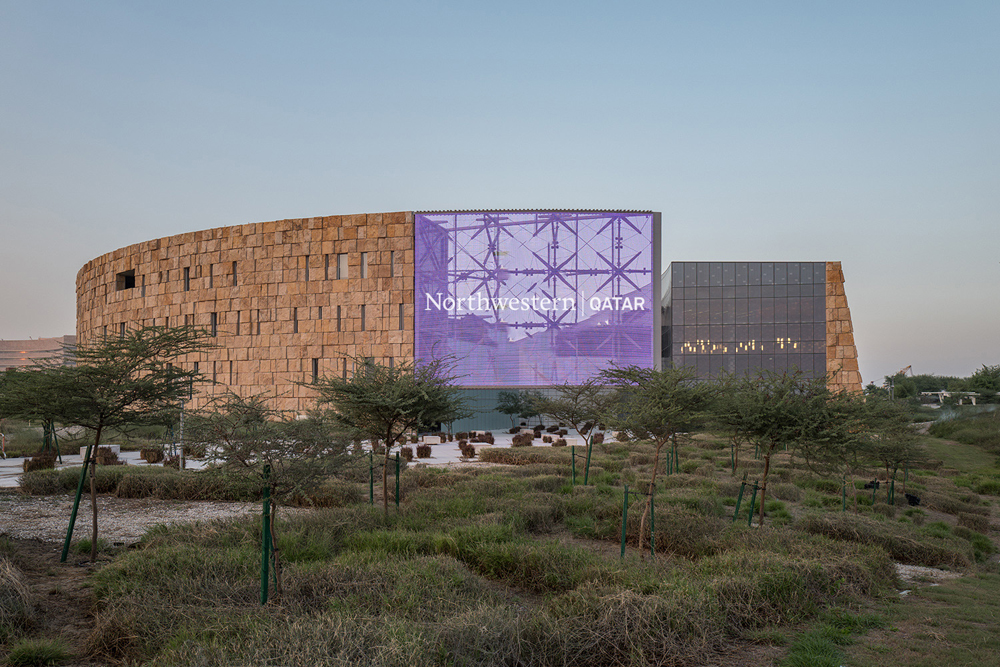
825,261,862,393
76,213,414,412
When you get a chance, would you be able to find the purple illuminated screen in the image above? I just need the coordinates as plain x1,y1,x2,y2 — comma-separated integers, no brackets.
414,211,655,386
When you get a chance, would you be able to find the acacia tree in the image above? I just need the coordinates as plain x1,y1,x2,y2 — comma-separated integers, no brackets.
495,391,523,429
0,326,211,561
187,391,349,601
312,357,469,516
718,370,835,526
536,379,612,442
600,365,714,554
853,396,925,500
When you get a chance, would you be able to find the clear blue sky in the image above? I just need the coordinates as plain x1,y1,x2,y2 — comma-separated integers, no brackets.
1,1,997,385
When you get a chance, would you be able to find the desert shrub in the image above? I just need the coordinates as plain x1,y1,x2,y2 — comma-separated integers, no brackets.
22,452,56,473
4,637,71,667
140,448,164,463
798,513,971,568
553,439,567,447
922,491,990,516
810,479,842,495
479,448,563,466
400,446,413,462
648,510,727,558
957,511,990,533
0,558,34,641
872,502,896,518
974,479,1000,496
951,526,997,562
416,444,432,458
772,483,803,502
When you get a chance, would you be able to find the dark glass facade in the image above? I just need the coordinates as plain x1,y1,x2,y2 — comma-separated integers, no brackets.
662,262,827,380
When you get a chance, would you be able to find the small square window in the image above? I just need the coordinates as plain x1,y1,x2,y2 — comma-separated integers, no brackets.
115,270,136,291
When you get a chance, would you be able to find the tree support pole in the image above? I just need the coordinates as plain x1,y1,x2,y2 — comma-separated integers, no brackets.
60,444,92,563
584,436,593,485
732,481,746,522
571,445,576,485
748,481,759,527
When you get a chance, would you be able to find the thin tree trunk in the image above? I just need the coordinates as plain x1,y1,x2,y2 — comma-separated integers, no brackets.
638,439,666,556
89,425,102,562
758,449,772,527
269,499,282,598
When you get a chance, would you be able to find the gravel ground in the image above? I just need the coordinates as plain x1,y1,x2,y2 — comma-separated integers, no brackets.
0,492,266,544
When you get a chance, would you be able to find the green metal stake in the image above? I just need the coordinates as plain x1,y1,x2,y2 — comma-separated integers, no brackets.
748,481,759,527
649,491,655,559
620,484,629,559
369,452,374,505
732,481,746,522
571,445,576,485
674,444,680,473
395,452,400,509
261,465,271,605
667,446,673,475
60,443,93,563
584,436,593,485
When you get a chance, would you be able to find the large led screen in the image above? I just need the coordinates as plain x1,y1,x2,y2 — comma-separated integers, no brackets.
415,211,657,386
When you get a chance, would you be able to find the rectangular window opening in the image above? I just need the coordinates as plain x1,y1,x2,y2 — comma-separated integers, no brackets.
236,311,241,335
398,303,404,330
293,307,298,334
312,358,319,383
342,358,348,380
336,305,342,331
210,312,218,337
360,305,365,331
232,261,238,286
361,252,368,279
318,306,323,320
305,255,310,281
390,250,395,277
324,254,330,280
115,270,136,291
119,322,126,337
208,264,214,289
141,275,146,297
183,267,191,291
337,253,347,280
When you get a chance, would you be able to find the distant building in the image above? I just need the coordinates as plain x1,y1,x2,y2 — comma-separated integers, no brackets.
0,335,77,371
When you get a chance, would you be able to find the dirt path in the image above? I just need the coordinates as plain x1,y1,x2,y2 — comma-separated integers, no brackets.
3,538,98,665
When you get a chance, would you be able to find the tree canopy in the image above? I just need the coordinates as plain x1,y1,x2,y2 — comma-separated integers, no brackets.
311,357,469,514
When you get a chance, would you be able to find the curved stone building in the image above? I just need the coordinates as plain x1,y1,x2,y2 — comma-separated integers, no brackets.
77,212,414,412
77,210,860,421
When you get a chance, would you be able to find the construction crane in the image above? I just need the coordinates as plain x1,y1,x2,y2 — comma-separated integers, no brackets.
885,365,914,399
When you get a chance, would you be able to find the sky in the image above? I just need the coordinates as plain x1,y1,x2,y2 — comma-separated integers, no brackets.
1,1,997,385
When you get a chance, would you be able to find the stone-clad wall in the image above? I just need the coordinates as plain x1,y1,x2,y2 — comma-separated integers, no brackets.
825,261,862,393
76,212,415,412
